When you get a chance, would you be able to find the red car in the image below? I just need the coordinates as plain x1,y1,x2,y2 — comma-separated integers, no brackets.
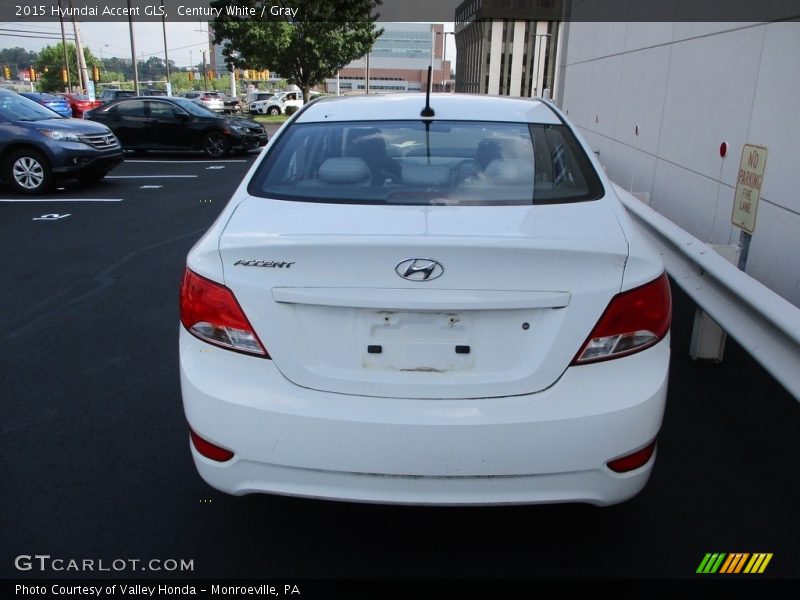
57,93,102,118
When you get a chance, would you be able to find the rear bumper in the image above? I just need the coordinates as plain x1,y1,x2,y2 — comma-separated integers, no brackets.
180,329,669,506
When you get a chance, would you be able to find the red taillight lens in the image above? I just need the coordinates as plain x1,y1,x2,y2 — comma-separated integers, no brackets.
573,272,671,364
179,268,268,357
190,429,234,462
607,439,657,473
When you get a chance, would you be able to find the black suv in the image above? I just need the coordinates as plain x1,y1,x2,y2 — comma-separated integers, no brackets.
0,91,123,193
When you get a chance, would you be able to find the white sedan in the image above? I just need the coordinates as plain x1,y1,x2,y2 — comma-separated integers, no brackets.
179,94,671,506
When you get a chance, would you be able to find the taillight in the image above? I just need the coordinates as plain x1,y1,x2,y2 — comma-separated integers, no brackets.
190,429,234,462
607,439,657,473
179,268,268,357
573,273,671,364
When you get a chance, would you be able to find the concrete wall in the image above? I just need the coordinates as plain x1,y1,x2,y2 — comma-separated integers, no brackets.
558,22,800,307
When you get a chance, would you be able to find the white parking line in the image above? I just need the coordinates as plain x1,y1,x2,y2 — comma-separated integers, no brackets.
140,185,164,189
0,198,123,202
125,160,248,163
106,175,198,179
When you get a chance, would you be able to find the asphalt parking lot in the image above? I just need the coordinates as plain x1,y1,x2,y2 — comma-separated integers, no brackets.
2,148,798,582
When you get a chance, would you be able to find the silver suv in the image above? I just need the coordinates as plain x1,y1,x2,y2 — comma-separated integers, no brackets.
182,91,224,112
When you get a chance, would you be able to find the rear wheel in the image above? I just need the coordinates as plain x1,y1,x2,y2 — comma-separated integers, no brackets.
267,106,281,116
203,132,230,158
6,149,53,195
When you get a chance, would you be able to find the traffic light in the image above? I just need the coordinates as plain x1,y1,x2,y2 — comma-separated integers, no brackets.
208,70,215,80
92,65,100,81
61,68,68,83
188,71,194,81
29,66,36,81
3,65,10,80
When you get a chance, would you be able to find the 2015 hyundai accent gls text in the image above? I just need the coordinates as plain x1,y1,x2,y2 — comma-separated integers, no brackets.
179,93,671,506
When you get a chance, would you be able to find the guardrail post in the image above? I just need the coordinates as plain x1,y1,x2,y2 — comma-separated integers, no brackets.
689,244,739,361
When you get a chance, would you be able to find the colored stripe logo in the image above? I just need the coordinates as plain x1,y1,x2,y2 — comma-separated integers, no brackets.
697,553,773,574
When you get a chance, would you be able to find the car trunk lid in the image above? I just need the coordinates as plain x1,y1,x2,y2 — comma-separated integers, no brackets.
218,196,628,399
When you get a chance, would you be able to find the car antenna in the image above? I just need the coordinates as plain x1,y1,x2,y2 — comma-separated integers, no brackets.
420,66,434,117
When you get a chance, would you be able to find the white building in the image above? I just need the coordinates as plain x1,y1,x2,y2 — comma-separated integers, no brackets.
556,21,800,307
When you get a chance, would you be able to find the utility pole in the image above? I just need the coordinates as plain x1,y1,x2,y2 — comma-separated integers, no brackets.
126,0,140,95
57,0,71,92
67,1,90,93
161,0,171,95
67,3,82,91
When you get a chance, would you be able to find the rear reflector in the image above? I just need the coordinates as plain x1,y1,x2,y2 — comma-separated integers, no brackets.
190,429,234,462
607,440,657,473
179,267,269,357
573,272,671,364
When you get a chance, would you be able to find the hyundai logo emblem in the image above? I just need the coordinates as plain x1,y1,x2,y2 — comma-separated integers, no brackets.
395,258,444,282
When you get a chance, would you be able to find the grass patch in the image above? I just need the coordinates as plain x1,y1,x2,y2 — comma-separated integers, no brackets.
252,114,289,124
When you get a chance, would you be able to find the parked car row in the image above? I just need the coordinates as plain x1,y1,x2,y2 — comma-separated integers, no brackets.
0,90,123,194
0,89,268,194
84,96,268,158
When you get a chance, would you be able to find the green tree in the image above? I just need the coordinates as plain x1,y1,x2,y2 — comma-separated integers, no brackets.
34,42,101,93
210,0,383,102
0,47,39,73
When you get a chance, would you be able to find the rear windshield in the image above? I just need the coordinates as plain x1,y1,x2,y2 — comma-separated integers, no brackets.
248,120,604,205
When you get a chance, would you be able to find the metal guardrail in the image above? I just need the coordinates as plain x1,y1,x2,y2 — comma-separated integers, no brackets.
614,184,800,402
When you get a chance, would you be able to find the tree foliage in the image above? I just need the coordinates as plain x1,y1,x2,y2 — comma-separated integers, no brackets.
0,47,39,70
210,0,383,102
34,42,101,93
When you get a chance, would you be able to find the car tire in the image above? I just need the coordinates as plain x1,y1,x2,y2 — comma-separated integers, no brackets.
6,149,54,195
202,131,230,158
267,106,281,116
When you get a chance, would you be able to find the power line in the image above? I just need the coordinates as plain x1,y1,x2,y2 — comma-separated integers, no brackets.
0,32,76,40
0,28,75,37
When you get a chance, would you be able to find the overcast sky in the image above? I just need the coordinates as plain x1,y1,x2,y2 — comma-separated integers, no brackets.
1,21,455,69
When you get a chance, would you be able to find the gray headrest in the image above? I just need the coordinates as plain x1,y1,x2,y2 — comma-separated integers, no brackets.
318,157,370,184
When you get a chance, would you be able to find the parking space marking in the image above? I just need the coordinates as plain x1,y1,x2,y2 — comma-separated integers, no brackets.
106,175,198,179
0,198,123,202
140,185,164,189
206,166,225,170
125,160,248,164
33,213,71,221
